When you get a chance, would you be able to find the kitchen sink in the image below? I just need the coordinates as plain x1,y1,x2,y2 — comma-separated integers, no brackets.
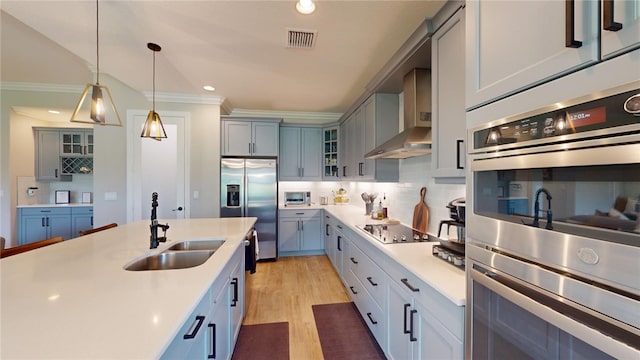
124,250,215,271
166,239,225,251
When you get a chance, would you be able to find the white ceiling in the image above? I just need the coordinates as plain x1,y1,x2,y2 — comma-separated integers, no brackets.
1,0,445,117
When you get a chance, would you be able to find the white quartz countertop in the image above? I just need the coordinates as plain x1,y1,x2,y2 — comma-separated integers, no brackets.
0,217,256,359
16,203,93,208
322,204,466,306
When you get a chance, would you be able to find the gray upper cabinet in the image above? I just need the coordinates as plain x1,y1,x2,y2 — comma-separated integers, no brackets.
466,0,639,110
221,117,280,157
35,129,61,181
432,7,466,179
279,126,322,181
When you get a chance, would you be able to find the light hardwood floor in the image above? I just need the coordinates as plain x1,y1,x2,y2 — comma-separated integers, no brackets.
244,255,350,359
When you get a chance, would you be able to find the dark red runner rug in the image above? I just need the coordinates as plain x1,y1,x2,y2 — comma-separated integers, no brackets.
231,322,289,360
312,302,386,360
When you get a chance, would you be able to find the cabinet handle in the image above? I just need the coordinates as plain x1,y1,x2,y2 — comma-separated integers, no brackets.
46,217,50,227
401,278,420,292
456,139,464,169
208,323,216,359
249,143,252,154
41,217,45,227
366,276,378,286
231,277,239,307
183,315,205,339
409,309,418,342
403,303,411,334
358,162,364,176
325,224,330,236
337,225,343,230
565,0,582,48
301,167,304,177
342,166,347,177
337,236,342,251
301,220,304,231
349,286,358,295
55,169,59,178
366,312,378,325
91,216,94,226
603,0,623,31
350,257,358,264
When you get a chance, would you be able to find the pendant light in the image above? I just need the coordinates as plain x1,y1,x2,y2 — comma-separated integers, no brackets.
140,42,167,141
71,0,122,126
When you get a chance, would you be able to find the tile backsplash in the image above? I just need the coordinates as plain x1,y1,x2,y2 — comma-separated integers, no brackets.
279,155,466,236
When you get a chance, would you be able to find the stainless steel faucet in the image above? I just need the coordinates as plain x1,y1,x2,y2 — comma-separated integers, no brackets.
149,192,170,249
532,188,553,230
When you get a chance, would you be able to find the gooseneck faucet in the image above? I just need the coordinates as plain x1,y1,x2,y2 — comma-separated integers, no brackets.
532,188,553,230
149,192,170,249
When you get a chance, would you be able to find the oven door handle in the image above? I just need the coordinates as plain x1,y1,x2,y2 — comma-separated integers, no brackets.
470,264,639,359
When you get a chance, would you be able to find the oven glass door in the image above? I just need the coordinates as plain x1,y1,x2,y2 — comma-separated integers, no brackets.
468,260,639,359
472,142,640,247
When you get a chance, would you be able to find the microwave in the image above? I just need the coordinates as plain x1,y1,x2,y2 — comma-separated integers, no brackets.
284,191,311,206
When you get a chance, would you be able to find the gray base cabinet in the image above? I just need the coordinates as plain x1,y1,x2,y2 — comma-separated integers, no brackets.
161,243,245,359
278,209,322,255
325,212,465,359
18,207,72,245
19,206,95,244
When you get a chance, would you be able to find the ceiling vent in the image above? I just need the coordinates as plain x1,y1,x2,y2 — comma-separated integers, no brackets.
286,28,317,49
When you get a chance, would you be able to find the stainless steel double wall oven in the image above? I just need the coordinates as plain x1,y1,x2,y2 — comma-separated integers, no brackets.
466,80,640,359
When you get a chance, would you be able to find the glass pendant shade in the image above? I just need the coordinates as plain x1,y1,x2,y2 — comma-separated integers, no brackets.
71,0,122,126
71,83,122,126
485,127,502,145
140,110,167,141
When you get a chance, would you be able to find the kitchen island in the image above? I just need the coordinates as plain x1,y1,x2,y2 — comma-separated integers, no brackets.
0,217,256,359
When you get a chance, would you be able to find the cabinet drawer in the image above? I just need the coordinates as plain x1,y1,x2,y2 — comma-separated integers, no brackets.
345,269,386,347
348,242,386,309
71,206,93,215
20,207,72,216
279,209,321,219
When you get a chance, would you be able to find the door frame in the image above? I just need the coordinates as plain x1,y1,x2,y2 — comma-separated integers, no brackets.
126,110,191,222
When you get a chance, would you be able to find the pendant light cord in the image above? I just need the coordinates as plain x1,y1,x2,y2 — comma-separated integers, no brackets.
96,0,100,85
152,50,156,111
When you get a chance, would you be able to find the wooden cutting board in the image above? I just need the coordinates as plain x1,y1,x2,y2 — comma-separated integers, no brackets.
412,187,429,233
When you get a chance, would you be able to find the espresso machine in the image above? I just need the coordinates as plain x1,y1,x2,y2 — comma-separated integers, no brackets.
434,198,466,268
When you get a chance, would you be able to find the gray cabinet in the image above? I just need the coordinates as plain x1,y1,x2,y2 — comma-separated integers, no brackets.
19,206,95,244
71,206,93,236
278,209,322,254
161,243,245,360
279,126,322,180
35,130,61,181
432,8,466,179
339,94,399,181
466,0,639,110
60,130,93,157
322,126,340,179
18,207,72,245
221,118,280,157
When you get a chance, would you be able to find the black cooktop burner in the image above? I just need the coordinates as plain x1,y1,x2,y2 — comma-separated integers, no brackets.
356,224,432,244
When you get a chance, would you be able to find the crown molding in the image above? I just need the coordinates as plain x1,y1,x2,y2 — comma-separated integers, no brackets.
0,82,84,93
229,108,342,124
144,91,225,106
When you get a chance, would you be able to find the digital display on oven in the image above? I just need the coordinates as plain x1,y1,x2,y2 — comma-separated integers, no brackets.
474,88,639,149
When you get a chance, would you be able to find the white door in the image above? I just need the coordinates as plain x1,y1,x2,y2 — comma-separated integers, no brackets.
127,110,190,222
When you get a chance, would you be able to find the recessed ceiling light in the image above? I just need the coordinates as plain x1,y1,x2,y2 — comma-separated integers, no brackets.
48,110,61,114
296,0,315,15
203,85,216,92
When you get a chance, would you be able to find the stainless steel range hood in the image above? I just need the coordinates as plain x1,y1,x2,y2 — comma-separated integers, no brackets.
365,69,432,159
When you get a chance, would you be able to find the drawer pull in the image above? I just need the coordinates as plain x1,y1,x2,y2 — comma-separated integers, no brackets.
409,309,418,342
366,312,378,325
403,303,411,334
366,276,378,286
401,278,420,292
184,315,205,339
350,257,358,264
349,286,358,295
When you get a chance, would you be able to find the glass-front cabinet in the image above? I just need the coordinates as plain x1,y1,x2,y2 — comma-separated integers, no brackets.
323,126,339,179
60,130,93,156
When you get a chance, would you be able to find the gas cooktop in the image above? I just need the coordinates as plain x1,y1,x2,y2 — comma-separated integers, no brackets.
356,224,434,244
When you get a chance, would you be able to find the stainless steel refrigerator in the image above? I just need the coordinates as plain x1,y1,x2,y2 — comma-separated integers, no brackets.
220,158,278,260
